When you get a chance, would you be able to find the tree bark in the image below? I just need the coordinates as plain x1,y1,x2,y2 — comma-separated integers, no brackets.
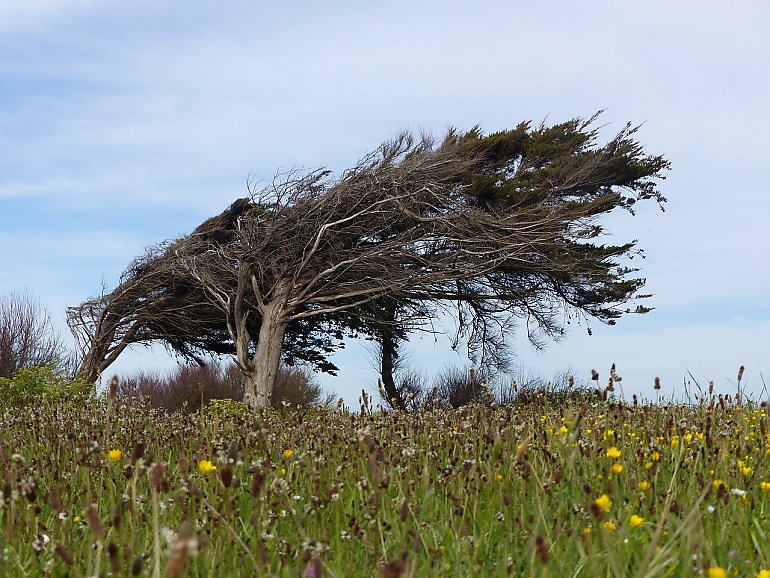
378,299,404,410
380,329,404,410
241,294,289,408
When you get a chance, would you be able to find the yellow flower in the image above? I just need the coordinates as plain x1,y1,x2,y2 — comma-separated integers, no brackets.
606,447,621,459
629,514,644,528
583,526,592,535
108,449,122,462
708,567,727,578
638,480,651,491
595,494,612,512
670,436,680,448
713,479,725,490
760,482,770,493
650,451,661,462
612,463,624,475
494,474,504,482
742,466,753,476
198,459,217,474
756,570,770,578
559,425,569,434
283,449,295,459
602,521,616,532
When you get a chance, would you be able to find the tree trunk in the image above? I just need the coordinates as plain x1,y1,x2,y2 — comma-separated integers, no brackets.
380,330,404,410
241,297,288,408
378,299,404,410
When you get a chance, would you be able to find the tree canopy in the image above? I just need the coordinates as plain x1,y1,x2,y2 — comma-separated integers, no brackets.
69,114,669,407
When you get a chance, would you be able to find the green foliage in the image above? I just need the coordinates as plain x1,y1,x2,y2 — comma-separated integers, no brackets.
206,397,247,419
0,365,93,408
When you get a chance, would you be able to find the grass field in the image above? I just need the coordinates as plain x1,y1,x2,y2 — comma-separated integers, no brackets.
1,391,770,577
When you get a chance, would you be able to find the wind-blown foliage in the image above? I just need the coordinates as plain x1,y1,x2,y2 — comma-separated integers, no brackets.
70,115,669,408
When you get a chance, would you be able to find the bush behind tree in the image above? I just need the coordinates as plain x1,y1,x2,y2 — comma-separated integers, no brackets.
113,361,333,413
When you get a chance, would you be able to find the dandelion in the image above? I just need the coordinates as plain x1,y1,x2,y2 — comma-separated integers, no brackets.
283,449,294,459
611,463,624,475
638,481,651,491
198,460,217,475
602,521,616,532
629,514,644,528
595,494,612,512
708,567,727,578
108,449,122,462
606,447,621,459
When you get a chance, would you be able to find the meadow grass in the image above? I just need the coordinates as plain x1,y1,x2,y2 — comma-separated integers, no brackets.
1,393,770,577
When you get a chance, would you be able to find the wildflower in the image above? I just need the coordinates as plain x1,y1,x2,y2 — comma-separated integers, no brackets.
756,570,770,578
198,460,217,475
742,466,753,476
283,449,294,459
606,447,621,459
595,494,612,512
708,567,727,578
638,481,651,491
712,479,725,490
559,425,569,434
108,449,122,462
583,527,592,535
602,521,616,532
612,463,624,475
650,451,661,462
760,482,770,493
670,436,680,448
629,514,644,528
494,474,504,482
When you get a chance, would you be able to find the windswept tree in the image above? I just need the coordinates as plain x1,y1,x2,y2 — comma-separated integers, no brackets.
372,115,669,407
70,115,669,409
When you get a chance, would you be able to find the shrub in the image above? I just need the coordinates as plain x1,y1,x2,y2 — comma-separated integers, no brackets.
0,365,93,409
114,361,333,413
0,291,70,378
431,365,494,408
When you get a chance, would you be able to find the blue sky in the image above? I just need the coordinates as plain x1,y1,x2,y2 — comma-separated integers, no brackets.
2,0,769,403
